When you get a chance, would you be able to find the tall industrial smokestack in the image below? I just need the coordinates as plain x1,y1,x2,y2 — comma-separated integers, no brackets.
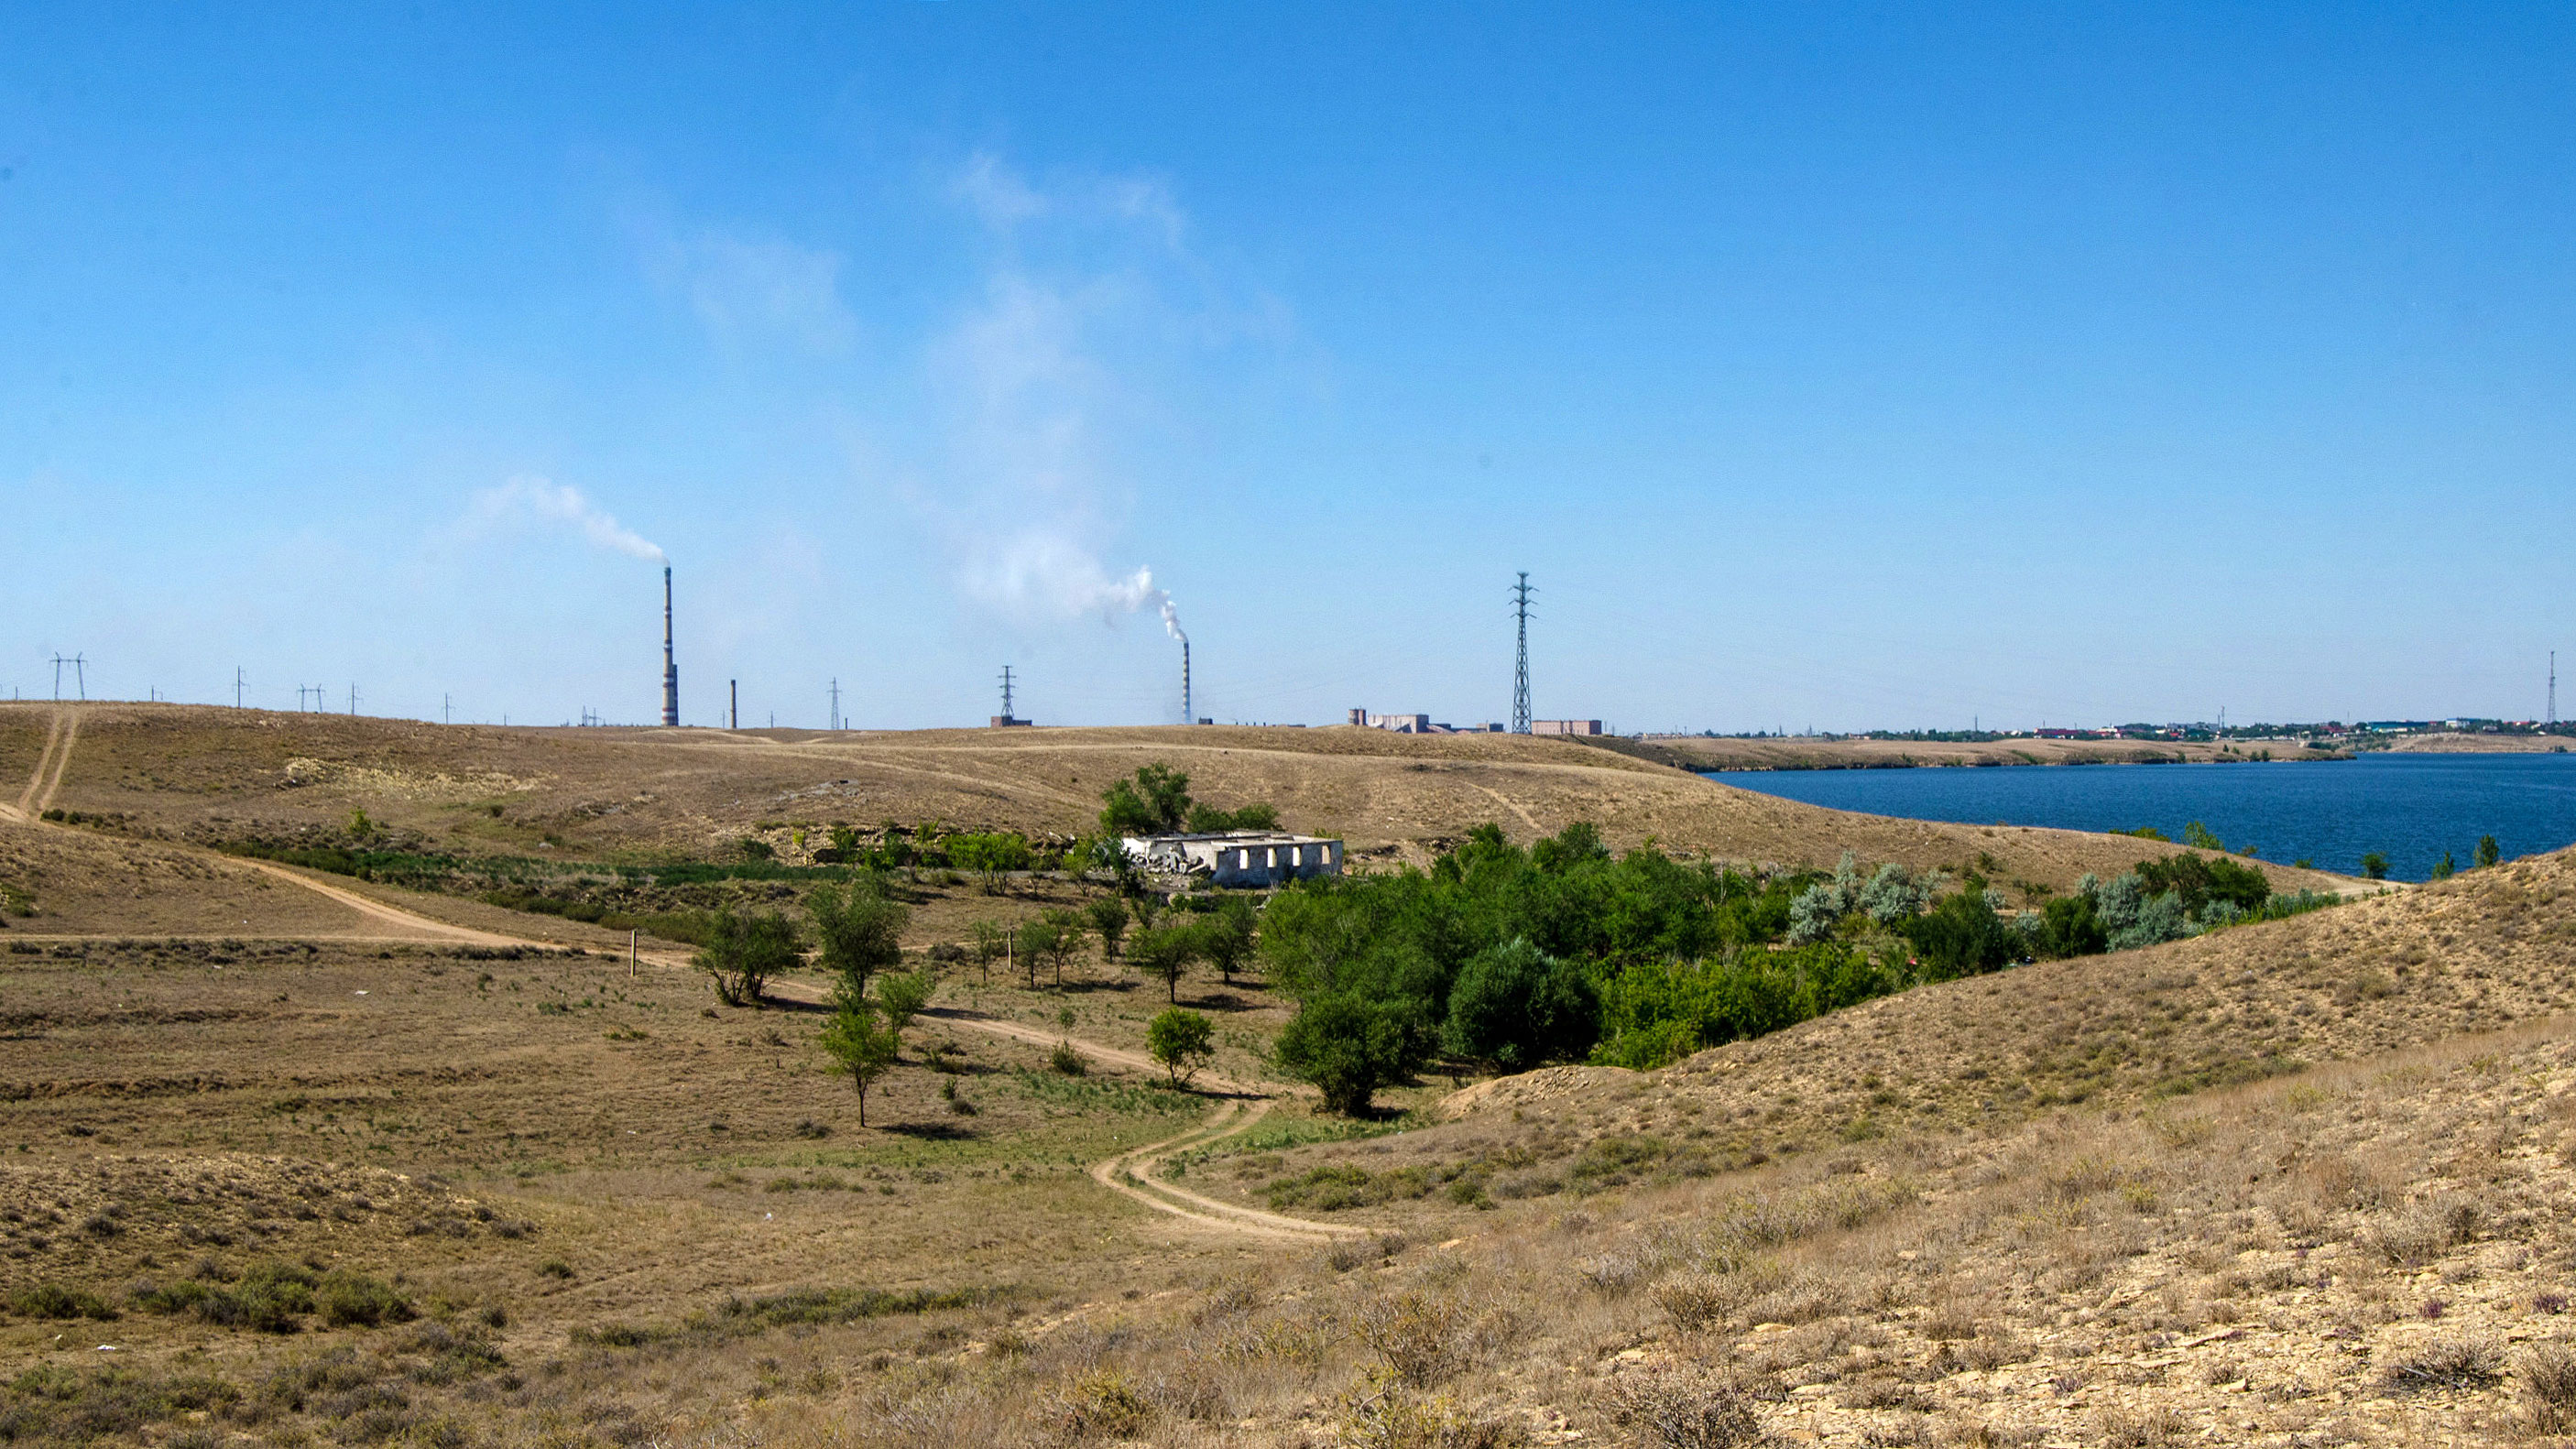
660,564,680,727
1181,638,1191,726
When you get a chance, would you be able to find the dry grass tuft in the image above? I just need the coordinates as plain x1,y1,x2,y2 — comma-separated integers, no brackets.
2381,1339,2505,1392
1605,1364,1767,1448
2522,1344,2576,1433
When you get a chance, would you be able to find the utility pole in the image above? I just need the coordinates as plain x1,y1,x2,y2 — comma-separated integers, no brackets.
827,678,842,732
729,679,737,731
235,668,246,709
72,655,85,702
2551,652,2559,728
1511,572,1534,735
50,655,66,701
348,683,359,717
443,693,452,725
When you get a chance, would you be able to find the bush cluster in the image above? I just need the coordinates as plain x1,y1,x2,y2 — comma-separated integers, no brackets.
1261,825,2351,1113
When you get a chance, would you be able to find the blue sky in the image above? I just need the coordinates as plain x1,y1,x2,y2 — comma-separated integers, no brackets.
5,4,2572,732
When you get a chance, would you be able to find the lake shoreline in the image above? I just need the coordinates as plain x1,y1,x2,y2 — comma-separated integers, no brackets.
1697,751,2576,883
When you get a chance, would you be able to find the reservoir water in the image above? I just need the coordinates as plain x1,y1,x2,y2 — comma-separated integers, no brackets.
1700,752,2576,882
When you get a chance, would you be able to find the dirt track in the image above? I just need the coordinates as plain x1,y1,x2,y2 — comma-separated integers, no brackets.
3,710,1340,1242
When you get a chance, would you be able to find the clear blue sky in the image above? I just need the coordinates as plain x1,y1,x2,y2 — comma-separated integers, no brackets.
5,5,2571,731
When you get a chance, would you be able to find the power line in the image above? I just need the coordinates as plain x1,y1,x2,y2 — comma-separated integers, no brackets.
1511,572,1534,735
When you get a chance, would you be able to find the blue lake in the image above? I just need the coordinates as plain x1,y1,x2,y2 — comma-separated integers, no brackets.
1700,752,2576,882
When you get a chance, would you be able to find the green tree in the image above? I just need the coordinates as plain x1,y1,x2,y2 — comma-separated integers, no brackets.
1185,801,1281,833
1441,937,1599,1070
2182,821,2226,852
1128,923,1201,1003
806,876,909,999
2432,851,2457,880
695,907,802,1008
1146,1008,1216,1085
1085,896,1131,959
818,994,901,1127
2033,893,2107,959
1273,993,1420,1116
1038,909,1087,986
1195,896,1260,985
1098,764,1193,836
2135,854,2270,916
1011,916,1058,989
1901,888,2021,979
2362,852,2390,881
876,968,934,1047
968,919,1006,985
2476,834,2502,869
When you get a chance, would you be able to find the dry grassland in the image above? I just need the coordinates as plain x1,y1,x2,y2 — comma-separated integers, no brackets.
0,702,2358,896
0,930,1304,1446
8,705,2559,1449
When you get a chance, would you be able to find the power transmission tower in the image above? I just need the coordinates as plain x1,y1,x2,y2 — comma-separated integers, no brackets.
827,678,842,732
235,668,246,708
729,679,737,731
443,693,452,725
1510,572,1534,735
2551,651,2559,728
347,683,359,716
999,665,1016,719
50,655,67,701
72,655,85,701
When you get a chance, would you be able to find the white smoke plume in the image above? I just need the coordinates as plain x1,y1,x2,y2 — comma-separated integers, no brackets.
912,156,1261,646
963,533,1163,623
468,476,666,561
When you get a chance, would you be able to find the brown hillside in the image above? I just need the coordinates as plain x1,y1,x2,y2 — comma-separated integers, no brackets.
1183,849,2576,1238
0,702,2357,898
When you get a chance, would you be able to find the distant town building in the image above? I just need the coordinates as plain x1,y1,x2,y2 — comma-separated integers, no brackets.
1348,709,1505,735
1531,719,1605,736
1119,830,1344,888
988,714,1032,728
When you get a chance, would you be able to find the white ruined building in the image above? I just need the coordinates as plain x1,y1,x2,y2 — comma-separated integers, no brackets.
1119,830,1345,888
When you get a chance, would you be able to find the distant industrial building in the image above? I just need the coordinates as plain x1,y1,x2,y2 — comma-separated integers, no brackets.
988,714,1031,728
1120,830,1345,888
1530,719,1604,736
1348,709,1504,735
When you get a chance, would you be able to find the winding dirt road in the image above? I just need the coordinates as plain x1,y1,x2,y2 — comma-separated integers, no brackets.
3,707,1347,1242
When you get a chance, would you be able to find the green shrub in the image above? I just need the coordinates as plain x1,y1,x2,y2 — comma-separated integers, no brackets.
7,1282,118,1321
314,1269,413,1328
